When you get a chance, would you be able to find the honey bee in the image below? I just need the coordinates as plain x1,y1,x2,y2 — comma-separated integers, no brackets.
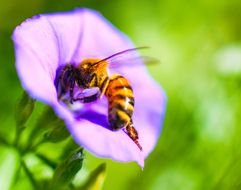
58,47,152,151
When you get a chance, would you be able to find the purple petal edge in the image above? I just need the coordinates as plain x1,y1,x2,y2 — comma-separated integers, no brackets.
12,8,166,167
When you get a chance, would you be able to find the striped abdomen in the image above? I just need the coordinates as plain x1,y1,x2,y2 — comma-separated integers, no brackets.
105,75,134,130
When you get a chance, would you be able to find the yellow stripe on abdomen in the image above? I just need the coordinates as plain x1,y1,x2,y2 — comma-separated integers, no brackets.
105,74,135,130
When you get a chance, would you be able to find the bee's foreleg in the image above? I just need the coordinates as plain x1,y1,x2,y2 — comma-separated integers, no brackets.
69,79,76,104
100,76,110,98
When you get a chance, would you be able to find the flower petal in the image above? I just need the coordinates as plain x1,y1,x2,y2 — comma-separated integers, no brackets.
13,15,59,104
69,118,144,167
133,81,166,157
61,9,167,159
69,8,136,61
12,8,166,167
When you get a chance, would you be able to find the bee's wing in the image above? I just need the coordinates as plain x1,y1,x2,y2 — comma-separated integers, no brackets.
108,55,159,69
93,47,159,69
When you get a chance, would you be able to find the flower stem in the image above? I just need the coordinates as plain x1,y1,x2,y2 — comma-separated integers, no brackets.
13,124,26,152
0,135,11,147
35,152,57,169
21,159,39,189
10,164,22,189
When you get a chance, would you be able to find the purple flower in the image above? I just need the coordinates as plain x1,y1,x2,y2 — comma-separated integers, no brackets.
12,8,166,167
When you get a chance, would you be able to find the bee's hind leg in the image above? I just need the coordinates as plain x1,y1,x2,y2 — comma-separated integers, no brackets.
73,87,101,103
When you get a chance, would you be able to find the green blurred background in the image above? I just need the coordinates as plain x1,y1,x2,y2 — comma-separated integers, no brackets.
1,0,241,189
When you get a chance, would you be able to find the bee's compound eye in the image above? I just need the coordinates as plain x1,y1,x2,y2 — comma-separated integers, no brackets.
60,65,74,83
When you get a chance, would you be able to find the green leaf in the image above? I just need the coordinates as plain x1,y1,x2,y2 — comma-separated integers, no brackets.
31,106,58,136
49,148,84,189
43,119,70,143
79,163,107,190
0,148,20,190
15,91,35,128
27,106,69,150
59,138,80,160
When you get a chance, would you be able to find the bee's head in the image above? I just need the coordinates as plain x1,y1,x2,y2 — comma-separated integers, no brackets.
79,58,100,71
78,58,101,87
